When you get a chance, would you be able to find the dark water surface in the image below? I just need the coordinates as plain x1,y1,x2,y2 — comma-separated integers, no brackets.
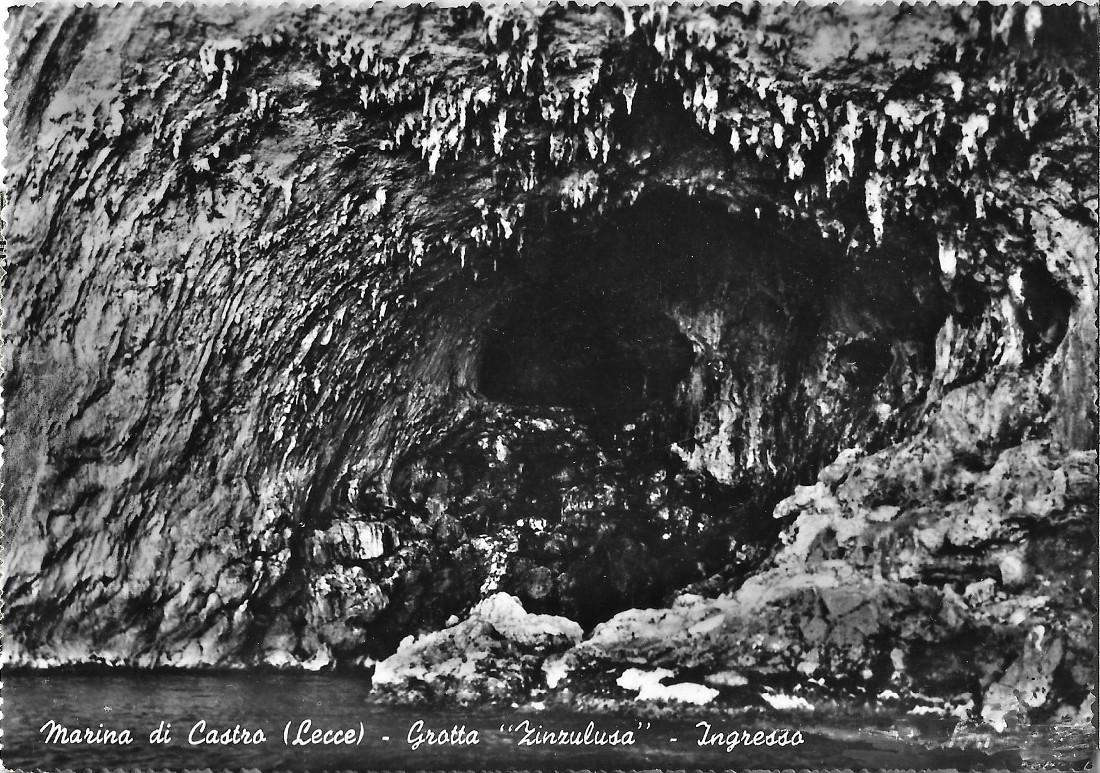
2,671,1077,770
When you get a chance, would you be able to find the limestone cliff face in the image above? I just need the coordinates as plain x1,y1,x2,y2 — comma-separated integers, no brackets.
3,2,1095,724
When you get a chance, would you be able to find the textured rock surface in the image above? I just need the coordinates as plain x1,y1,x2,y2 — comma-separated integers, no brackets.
3,2,1095,730
564,405,1096,724
557,185,1099,725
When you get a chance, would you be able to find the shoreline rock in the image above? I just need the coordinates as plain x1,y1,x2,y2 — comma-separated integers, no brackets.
371,593,582,705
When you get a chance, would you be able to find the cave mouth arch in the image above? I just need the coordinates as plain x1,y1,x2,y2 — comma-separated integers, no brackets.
399,189,949,630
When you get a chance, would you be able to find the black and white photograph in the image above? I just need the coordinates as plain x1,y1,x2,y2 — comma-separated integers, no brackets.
1,1,1097,770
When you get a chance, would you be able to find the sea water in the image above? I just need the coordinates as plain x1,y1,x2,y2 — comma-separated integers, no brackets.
2,671,1075,770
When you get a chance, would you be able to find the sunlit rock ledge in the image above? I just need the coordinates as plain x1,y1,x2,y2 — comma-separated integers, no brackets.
371,593,582,705
367,435,1095,734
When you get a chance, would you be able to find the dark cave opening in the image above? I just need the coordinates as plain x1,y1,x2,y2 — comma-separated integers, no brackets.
477,269,695,425
391,189,949,632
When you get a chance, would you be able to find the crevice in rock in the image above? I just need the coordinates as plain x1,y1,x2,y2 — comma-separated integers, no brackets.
1015,262,1074,365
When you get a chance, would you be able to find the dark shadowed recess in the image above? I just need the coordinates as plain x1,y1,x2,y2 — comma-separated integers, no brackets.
478,190,842,427
478,281,694,423
389,189,951,629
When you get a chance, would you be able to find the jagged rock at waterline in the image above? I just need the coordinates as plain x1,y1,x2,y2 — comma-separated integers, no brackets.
3,1,1095,735
372,593,582,704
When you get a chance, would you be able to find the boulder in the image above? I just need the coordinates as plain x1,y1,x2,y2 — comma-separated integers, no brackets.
372,593,582,704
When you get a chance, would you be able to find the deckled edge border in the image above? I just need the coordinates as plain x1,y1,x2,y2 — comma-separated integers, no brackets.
0,2,1095,773
1,1,1099,10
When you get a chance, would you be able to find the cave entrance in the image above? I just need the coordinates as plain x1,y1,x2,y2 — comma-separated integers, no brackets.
477,278,695,425
398,189,948,630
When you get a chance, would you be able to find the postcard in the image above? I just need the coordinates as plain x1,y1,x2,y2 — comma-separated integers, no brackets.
2,2,1097,770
